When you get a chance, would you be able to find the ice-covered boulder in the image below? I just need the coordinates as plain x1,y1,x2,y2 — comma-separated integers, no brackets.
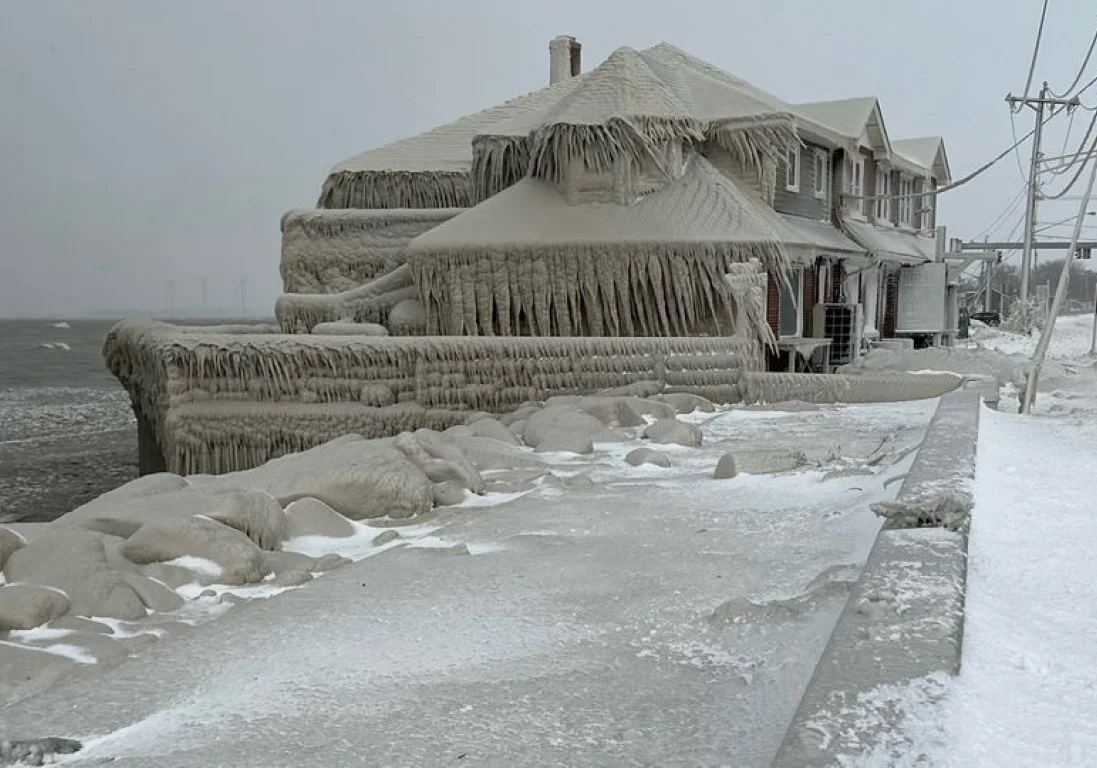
4,529,147,620
575,397,647,427
0,526,25,570
463,417,522,446
233,440,434,520
121,516,269,585
60,486,286,552
625,447,672,468
643,418,702,447
442,435,545,471
284,498,356,539
713,453,738,479
205,489,286,551
653,392,716,415
0,584,70,631
523,406,622,453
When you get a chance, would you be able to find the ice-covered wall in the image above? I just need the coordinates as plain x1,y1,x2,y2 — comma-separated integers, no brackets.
279,208,463,294
104,320,754,475
275,263,418,333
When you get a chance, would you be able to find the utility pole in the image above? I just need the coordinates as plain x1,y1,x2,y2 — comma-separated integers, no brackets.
1023,139,1097,413
1005,84,1079,303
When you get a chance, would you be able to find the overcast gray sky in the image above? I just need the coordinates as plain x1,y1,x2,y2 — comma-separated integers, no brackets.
2,0,1095,317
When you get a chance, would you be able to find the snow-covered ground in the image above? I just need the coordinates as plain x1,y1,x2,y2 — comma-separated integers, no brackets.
854,313,1097,767
0,400,936,767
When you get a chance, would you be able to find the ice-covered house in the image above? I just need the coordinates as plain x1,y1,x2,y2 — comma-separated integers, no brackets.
287,38,954,370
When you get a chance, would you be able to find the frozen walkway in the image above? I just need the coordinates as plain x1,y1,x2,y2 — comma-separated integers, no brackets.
923,408,1097,766
0,401,936,767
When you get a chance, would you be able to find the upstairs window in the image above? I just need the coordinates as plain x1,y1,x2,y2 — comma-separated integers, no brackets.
813,149,827,199
899,176,914,226
874,165,891,222
785,144,800,192
845,154,865,215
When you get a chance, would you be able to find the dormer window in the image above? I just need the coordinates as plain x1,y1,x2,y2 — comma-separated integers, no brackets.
785,145,800,192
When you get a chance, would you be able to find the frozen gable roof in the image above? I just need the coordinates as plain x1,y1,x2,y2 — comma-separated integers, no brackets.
318,76,583,209
893,137,951,182
472,46,799,198
320,41,804,210
793,97,892,156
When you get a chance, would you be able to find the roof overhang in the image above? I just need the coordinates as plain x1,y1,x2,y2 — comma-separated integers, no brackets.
841,220,936,265
776,214,867,264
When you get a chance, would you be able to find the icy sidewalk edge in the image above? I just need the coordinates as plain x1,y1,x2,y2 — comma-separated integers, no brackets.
770,390,980,767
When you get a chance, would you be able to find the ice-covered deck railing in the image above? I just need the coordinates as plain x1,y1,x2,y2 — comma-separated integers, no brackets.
279,208,464,294
103,320,755,474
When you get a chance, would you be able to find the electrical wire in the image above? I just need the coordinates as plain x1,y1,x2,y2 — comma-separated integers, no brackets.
849,114,1051,203
1018,0,1050,110
1042,137,1097,200
1076,72,1097,102
1010,110,1031,181
974,184,1029,240
1046,109,1097,176
1059,108,1077,156
1049,24,1097,98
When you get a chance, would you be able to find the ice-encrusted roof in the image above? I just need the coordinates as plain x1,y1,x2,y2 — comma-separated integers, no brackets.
793,97,879,140
320,41,949,209
893,137,951,181
319,42,800,208
410,154,786,249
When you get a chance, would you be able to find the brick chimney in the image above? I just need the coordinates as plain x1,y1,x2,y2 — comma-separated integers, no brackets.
549,36,581,85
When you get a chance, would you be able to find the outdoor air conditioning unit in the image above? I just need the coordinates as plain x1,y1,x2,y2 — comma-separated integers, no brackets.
813,303,863,366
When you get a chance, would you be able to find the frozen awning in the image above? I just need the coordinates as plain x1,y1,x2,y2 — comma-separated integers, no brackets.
777,214,867,262
841,220,937,265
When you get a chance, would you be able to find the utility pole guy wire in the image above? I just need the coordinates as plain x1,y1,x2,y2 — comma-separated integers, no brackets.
1022,140,1097,414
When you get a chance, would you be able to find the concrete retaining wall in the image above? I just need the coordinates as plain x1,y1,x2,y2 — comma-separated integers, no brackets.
772,389,981,766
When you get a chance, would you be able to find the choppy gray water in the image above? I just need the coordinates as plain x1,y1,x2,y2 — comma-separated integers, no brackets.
0,319,134,442
0,319,136,521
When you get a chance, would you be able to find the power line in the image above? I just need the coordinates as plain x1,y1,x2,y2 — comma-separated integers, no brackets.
1058,107,1077,157
1049,24,1097,98
1010,110,1031,181
975,183,1029,240
846,118,1049,204
1076,72,1097,101
1018,0,1050,110
1046,109,1097,176
1042,137,1097,200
